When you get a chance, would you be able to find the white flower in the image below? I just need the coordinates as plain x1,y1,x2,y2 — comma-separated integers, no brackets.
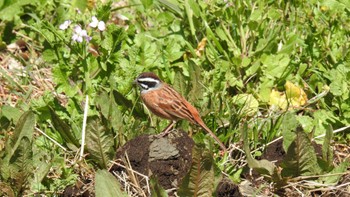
97,21,106,31
72,25,89,42
89,16,106,31
59,20,71,30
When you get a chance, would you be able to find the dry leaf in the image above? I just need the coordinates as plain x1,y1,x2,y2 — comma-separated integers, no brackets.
195,37,207,57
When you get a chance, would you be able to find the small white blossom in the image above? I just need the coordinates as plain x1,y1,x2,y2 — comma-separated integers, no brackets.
97,21,106,31
72,25,89,42
89,16,99,27
59,20,71,30
89,16,106,31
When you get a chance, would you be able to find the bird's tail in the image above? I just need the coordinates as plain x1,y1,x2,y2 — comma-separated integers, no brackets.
199,121,227,152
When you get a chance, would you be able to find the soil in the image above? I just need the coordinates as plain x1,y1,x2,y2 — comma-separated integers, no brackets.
111,130,195,194
62,134,349,196
110,130,242,197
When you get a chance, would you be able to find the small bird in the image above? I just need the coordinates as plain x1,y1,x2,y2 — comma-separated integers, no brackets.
134,72,226,151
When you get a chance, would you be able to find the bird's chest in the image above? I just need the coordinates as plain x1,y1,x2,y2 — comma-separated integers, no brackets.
141,89,177,120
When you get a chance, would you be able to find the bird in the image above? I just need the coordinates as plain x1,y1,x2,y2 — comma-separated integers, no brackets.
134,72,227,151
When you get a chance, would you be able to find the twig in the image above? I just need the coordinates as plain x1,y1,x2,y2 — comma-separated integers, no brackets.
313,125,350,140
35,127,67,151
79,95,89,161
110,160,150,196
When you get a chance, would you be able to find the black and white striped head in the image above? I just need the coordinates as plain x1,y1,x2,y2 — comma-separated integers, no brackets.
135,72,163,93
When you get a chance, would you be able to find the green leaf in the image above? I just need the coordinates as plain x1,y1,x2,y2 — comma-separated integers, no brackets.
96,91,124,133
318,160,350,185
258,78,274,102
7,137,33,194
322,125,333,169
150,176,168,197
178,146,218,196
0,0,33,21
159,0,183,17
71,0,87,13
52,66,80,97
5,111,35,159
232,94,259,116
1,105,22,124
49,107,79,149
141,0,153,9
101,25,124,54
184,0,196,36
86,116,114,169
112,90,146,119
95,170,128,197
282,129,322,177
281,113,298,151
296,115,314,133
262,54,290,79
242,123,276,176
188,60,202,103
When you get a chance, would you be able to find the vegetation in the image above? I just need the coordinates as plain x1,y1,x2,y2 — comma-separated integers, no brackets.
0,0,349,196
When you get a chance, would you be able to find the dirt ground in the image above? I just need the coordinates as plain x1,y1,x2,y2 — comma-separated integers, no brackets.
62,132,349,196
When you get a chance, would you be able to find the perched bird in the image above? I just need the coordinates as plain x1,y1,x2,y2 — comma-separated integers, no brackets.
134,72,226,151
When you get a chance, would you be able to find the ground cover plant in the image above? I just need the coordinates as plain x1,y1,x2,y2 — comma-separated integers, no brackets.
0,0,349,196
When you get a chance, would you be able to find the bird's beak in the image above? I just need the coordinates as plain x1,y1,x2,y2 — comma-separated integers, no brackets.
132,79,138,86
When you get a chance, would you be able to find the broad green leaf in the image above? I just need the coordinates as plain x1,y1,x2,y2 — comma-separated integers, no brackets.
282,129,322,177
242,123,276,176
96,91,111,120
95,170,128,197
30,152,53,191
232,94,259,116
49,107,79,149
71,0,87,13
7,137,33,194
313,110,337,141
281,113,298,152
86,116,114,169
258,78,274,102
318,160,350,185
178,146,218,197
1,105,22,124
0,0,33,21
112,90,146,119
296,115,314,133
188,60,202,103
42,48,57,62
101,25,124,54
5,111,35,159
262,54,290,79
97,91,124,133
186,0,200,17
278,34,304,54
52,66,79,97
